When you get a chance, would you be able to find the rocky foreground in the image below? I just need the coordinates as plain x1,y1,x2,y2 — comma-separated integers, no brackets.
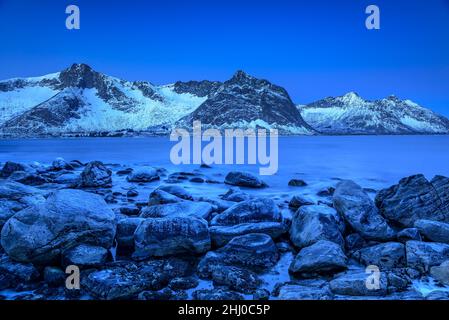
0,159,449,300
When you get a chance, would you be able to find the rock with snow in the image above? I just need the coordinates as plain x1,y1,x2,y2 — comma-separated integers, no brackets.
289,240,348,276
80,161,112,188
333,180,395,241
1,189,116,264
290,205,344,249
224,171,267,189
375,175,449,228
133,216,210,259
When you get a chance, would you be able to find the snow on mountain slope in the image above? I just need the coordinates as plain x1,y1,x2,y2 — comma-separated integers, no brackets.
0,64,207,136
299,92,449,135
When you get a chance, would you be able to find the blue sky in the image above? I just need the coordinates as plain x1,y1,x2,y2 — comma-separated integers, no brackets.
0,0,449,115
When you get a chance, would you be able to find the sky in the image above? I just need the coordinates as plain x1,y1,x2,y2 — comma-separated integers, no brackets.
0,0,449,115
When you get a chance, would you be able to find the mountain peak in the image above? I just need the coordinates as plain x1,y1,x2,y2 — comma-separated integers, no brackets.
339,91,364,105
231,70,255,82
59,63,101,89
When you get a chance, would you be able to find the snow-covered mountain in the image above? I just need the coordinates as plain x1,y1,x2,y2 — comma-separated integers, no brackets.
0,64,208,137
178,71,315,135
299,92,449,135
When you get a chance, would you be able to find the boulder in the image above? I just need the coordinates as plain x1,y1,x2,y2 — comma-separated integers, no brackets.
290,205,344,249
397,228,422,243
116,218,145,254
168,277,199,290
133,216,210,259
406,241,449,273
62,244,109,268
43,266,66,287
224,171,267,189
415,220,449,244
51,158,74,171
289,240,347,276
430,261,449,286
211,198,281,226
333,180,395,241
208,265,261,293
288,179,308,187
278,284,333,300
375,175,449,228
288,195,315,209
80,161,112,188
54,172,80,185
1,189,116,264
210,222,287,247
329,271,388,296
8,171,49,186
192,289,244,300
199,234,279,273
0,161,32,178
220,189,252,202
140,201,213,220
0,254,40,283
353,242,406,270
127,168,160,183
157,185,194,200
148,189,183,206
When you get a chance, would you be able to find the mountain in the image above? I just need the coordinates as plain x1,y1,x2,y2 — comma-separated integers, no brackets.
299,92,449,135
177,71,315,135
0,64,207,137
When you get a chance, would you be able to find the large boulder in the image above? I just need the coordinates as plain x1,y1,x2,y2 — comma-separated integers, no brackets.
209,198,286,246
0,254,40,283
80,161,112,188
8,171,49,186
353,242,406,270
329,271,388,296
0,161,33,178
148,189,183,206
51,158,74,171
289,240,347,277
62,244,109,268
333,180,395,241
406,241,449,273
414,220,449,244
127,168,160,183
133,216,210,259
375,175,449,228
1,189,116,264
198,233,279,274
140,201,213,220
290,205,344,249
224,171,267,189
156,185,194,201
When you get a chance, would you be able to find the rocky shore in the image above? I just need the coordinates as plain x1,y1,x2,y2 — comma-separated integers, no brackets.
0,159,449,300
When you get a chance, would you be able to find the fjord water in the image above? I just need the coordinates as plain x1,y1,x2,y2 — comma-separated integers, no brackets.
1,135,448,192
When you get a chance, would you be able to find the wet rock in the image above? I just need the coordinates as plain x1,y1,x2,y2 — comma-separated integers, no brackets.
116,217,144,255
288,179,307,187
278,284,333,300
0,161,32,178
224,171,267,189
220,188,252,202
430,261,449,285
51,158,74,171
253,289,270,300
168,277,199,290
289,240,347,277
345,233,369,252
199,234,279,273
127,167,160,183
426,291,449,300
0,254,40,283
133,216,210,259
414,220,449,244
329,271,388,296
80,161,112,188
44,267,66,287
406,241,449,273
138,288,187,300
119,205,140,216
157,185,194,201
1,189,116,264
192,289,244,300
210,222,287,247
353,242,406,270
126,189,139,198
290,205,344,249
387,271,410,293
197,197,235,213
317,187,335,197
288,195,315,209
117,168,133,176
375,174,449,228
190,177,205,183
208,265,261,293
148,189,183,206
54,172,80,185
397,228,422,243
62,244,109,268
141,201,213,220
8,171,49,186
333,180,395,241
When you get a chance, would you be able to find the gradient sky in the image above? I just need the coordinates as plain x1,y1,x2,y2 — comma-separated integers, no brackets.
0,0,449,115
